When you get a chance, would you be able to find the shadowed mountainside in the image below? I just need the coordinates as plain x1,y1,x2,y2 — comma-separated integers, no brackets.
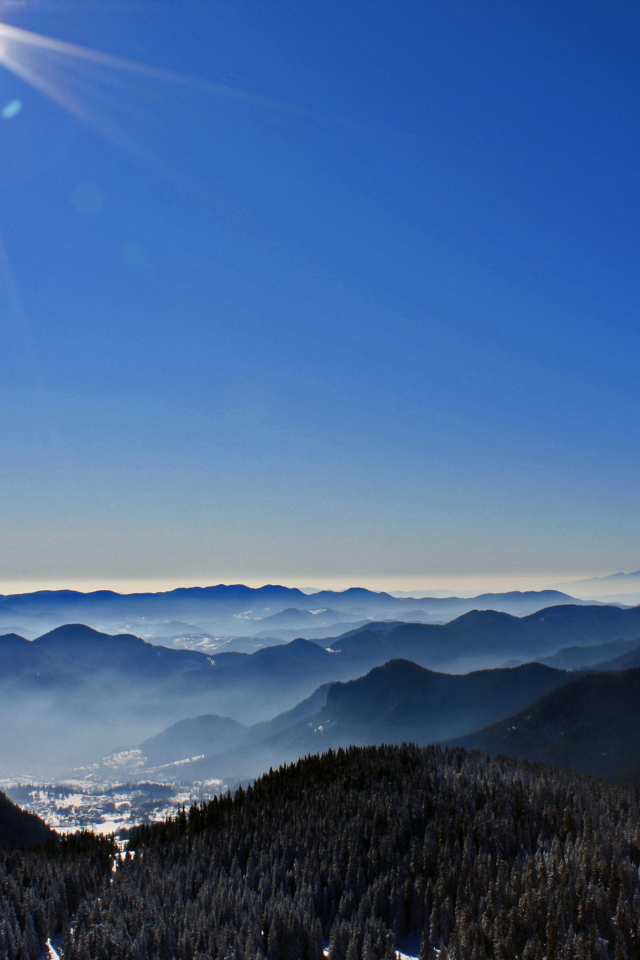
533,636,640,670
587,643,640,672
112,658,569,782
449,667,640,781
0,790,56,848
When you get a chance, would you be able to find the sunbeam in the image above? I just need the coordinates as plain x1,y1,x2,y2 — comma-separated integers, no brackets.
0,47,160,162
0,20,314,119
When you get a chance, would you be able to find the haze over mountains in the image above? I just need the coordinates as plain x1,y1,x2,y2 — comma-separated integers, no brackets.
554,569,640,604
112,658,568,783
96,630,640,787
530,636,640,670
2,594,640,784
0,583,603,646
2,578,640,802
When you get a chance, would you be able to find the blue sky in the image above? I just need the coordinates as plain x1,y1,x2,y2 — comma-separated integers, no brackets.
1,0,639,593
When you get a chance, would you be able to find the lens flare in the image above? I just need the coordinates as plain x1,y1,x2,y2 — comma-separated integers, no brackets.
0,21,312,119
1,97,22,118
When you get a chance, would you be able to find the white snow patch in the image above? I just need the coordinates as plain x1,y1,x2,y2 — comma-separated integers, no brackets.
39,938,61,960
153,755,205,769
102,750,145,770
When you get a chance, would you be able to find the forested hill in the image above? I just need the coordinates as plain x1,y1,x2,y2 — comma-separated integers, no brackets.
55,745,640,960
0,832,115,960
0,790,56,849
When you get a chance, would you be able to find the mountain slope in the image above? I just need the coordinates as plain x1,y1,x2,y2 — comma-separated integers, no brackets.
128,685,334,772
139,715,247,767
20,744,640,960
327,603,640,672
587,644,640,672
33,623,215,678
274,658,568,756
131,658,569,782
327,611,545,672
536,636,640,670
521,603,640,646
450,667,640,781
0,790,56,848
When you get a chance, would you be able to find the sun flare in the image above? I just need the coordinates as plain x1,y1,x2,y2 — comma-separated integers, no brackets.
0,19,309,130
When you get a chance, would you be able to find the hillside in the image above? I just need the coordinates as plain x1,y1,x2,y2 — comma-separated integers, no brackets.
0,790,56,848
53,746,640,960
114,658,568,781
450,666,640,781
535,635,640,670
520,602,640,646
326,602,640,671
317,658,566,743
139,715,247,767
588,643,640,672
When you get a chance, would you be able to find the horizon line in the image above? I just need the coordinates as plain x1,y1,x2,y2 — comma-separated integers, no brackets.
0,572,638,599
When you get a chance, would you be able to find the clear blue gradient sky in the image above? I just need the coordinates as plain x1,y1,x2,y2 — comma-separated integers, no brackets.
0,0,639,593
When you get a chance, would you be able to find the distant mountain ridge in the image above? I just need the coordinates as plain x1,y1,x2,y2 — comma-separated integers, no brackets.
533,636,640,671
327,603,640,671
554,569,640,602
587,643,640,672
0,584,599,642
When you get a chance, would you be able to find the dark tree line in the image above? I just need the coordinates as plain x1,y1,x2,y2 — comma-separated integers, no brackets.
0,832,115,960
6,745,640,959
63,746,640,960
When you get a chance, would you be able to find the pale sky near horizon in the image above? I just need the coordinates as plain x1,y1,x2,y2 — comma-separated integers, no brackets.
1,0,640,593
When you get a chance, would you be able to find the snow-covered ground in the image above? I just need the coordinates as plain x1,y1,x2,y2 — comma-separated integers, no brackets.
321,935,419,959
2,779,228,834
37,936,61,960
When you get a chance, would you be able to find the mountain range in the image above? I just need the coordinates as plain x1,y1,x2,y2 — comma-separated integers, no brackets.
0,584,601,644
115,651,640,786
95,601,640,786
523,636,640,670
97,658,569,782
2,598,640,780
554,569,640,603
327,603,640,672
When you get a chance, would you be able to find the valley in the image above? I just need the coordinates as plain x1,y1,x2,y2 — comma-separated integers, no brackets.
2,3,636,957
2,582,640,960
1,779,230,836
1,586,640,833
